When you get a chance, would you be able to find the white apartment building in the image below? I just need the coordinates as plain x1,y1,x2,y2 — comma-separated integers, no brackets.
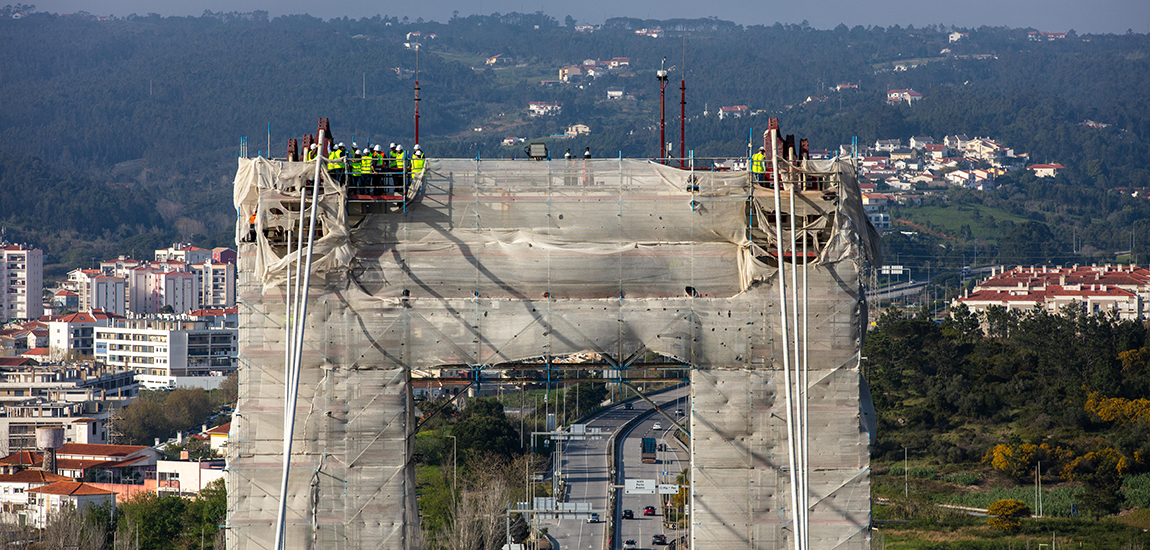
1,245,43,321
191,261,235,308
48,310,120,359
154,244,211,264
93,317,237,390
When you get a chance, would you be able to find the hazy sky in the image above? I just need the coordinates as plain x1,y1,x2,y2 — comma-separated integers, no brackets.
30,0,1150,35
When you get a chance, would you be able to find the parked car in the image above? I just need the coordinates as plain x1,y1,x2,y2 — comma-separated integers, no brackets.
587,512,599,523
643,505,657,516
623,540,638,550
652,422,662,430
622,509,634,519
652,534,667,545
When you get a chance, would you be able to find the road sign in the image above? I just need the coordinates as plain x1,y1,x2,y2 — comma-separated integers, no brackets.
625,479,656,494
658,484,680,495
880,265,904,275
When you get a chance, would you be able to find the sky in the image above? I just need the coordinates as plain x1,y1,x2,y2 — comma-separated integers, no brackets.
29,0,1150,35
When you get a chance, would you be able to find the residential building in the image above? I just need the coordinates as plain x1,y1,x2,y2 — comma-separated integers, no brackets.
211,247,236,264
565,124,591,137
608,57,630,68
54,443,160,480
718,105,749,120
154,244,211,264
151,459,225,497
25,481,116,528
953,264,1150,320
886,89,922,104
51,290,78,310
204,422,230,455
874,139,901,152
191,261,235,309
0,364,136,455
1028,163,1065,178
0,469,72,525
949,32,968,42
47,310,120,359
909,136,935,149
94,317,237,390
867,212,891,232
528,101,562,116
606,88,625,100
1,245,43,321
558,66,582,81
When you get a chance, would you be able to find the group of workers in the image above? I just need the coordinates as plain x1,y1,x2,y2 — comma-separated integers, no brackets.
302,141,426,195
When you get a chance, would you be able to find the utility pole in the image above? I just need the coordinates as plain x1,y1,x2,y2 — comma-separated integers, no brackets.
446,435,457,499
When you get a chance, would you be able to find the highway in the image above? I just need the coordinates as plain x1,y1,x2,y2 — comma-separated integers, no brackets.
540,387,689,550
616,399,690,550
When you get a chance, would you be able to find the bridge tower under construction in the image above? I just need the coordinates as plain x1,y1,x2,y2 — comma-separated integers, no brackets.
227,123,880,550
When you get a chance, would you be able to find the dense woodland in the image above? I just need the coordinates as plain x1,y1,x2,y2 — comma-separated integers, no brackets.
0,8,1149,276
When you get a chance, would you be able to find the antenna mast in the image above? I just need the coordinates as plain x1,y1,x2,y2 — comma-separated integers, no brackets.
680,37,687,168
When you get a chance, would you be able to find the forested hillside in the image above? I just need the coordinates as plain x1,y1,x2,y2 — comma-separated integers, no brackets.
1,9,1149,275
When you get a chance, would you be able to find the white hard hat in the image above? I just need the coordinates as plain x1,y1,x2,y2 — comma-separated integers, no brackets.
396,144,403,151
338,142,345,147
310,143,317,149
373,145,381,151
759,146,766,151
352,142,358,148
414,144,421,151
361,149,368,154
390,143,396,148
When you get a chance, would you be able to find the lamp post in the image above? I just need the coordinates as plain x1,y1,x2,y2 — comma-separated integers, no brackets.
446,435,457,498
657,57,669,164
903,446,908,498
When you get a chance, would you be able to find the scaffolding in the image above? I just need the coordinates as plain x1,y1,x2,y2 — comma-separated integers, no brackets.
228,140,879,549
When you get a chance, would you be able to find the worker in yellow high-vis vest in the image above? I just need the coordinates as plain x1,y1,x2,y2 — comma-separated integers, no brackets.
751,146,767,184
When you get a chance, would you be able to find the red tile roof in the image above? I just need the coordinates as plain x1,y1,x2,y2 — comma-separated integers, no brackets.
57,443,148,459
0,357,37,367
0,470,72,483
204,422,231,436
0,451,43,465
28,481,115,496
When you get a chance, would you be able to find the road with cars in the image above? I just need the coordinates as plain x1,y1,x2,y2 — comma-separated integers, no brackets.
615,396,690,550
539,387,689,550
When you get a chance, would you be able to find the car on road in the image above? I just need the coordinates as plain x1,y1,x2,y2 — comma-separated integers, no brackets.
622,509,634,519
624,402,634,410
652,422,662,430
657,443,666,452
586,512,599,523
652,534,667,545
643,505,657,516
675,408,684,416
623,540,638,550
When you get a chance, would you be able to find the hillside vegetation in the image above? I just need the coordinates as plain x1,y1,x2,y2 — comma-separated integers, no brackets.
1,11,1149,275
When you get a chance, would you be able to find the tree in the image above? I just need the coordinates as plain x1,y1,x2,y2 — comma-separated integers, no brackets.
40,502,108,550
987,498,1030,532
116,492,187,550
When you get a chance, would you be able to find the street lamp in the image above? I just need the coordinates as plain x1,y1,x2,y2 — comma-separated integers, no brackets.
446,435,457,498
656,57,669,164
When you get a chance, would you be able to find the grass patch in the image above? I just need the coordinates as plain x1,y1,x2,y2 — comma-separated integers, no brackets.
896,204,1032,242
935,485,1079,517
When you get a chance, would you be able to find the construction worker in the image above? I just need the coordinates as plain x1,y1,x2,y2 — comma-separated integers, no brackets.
245,209,258,242
564,148,572,160
372,145,386,194
393,144,408,194
411,144,425,177
584,147,592,159
327,143,347,179
304,143,318,162
751,146,767,184
357,148,374,192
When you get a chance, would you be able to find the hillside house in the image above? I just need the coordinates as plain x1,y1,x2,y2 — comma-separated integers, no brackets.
1028,163,1065,178
718,105,749,120
886,89,922,104
528,102,562,116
